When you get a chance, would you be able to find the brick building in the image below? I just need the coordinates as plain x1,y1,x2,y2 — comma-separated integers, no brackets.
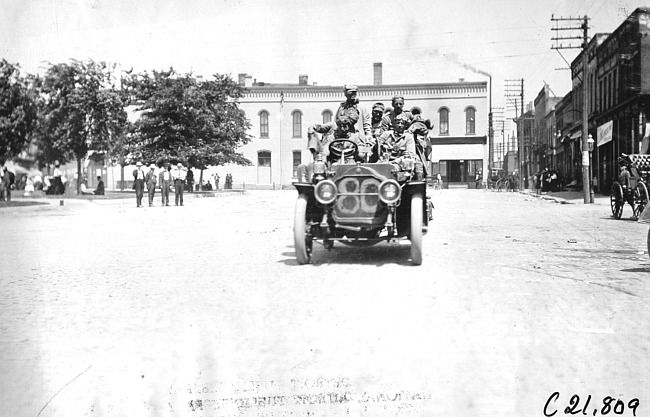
231,66,489,188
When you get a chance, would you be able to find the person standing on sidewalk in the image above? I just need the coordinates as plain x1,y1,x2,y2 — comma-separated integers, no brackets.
2,167,12,202
213,172,220,190
132,161,146,207
159,163,171,206
145,164,157,207
172,162,187,206
186,168,194,193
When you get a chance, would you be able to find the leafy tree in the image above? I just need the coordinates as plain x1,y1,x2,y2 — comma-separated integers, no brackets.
124,69,252,183
0,60,38,165
38,59,127,193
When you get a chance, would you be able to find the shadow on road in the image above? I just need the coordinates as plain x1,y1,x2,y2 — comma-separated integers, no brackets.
280,242,415,266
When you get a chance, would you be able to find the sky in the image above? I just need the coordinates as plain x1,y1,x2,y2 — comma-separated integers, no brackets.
1,0,645,126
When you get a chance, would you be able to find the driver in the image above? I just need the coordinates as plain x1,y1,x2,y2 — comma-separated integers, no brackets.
296,110,363,182
306,107,363,161
619,165,634,206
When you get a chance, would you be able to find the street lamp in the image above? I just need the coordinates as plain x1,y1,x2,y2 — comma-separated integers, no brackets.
587,134,595,203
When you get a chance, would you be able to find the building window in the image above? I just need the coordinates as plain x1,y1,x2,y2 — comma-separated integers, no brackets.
439,108,449,135
292,151,302,178
465,107,476,134
259,110,269,138
322,110,332,124
292,110,302,137
258,151,271,167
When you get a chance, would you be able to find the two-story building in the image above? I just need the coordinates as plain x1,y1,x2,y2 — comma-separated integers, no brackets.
231,67,489,188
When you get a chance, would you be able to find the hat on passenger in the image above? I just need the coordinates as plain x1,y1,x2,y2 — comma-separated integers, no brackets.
136,161,142,167
372,102,385,112
395,113,410,123
343,84,358,93
149,164,156,169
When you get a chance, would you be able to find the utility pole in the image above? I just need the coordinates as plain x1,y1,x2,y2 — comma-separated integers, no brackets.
551,14,591,203
505,79,524,189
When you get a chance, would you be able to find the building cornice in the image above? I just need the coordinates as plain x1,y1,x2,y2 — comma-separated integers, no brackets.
241,82,487,101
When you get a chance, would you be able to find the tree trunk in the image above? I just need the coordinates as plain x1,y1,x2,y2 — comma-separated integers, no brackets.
77,157,82,195
199,169,204,191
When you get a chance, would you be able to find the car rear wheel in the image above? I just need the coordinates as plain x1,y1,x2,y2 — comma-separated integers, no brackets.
410,193,423,265
294,194,312,264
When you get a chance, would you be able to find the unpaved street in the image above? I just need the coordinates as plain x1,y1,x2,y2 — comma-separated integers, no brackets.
1,189,648,417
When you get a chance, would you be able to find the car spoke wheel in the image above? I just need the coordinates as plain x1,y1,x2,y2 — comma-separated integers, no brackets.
610,183,623,219
410,193,423,265
294,194,312,264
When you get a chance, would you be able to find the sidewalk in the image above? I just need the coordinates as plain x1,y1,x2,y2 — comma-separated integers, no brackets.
519,188,611,205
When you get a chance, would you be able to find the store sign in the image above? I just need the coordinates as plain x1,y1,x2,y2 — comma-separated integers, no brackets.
597,120,613,147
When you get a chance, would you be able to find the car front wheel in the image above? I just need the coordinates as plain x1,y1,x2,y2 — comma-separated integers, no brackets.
410,193,423,265
294,194,312,264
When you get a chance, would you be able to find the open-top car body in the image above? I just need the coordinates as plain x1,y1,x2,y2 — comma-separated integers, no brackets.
293,139,431,265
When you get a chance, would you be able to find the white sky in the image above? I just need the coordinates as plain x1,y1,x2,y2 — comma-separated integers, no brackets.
0,0,645,119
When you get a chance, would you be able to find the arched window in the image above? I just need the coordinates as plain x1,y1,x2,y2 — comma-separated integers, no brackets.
322,110,333,124
292,110,302,137
259,110,269,138
292,150,302,178
439,108,449,135
258,151,272,167
465,107,476,134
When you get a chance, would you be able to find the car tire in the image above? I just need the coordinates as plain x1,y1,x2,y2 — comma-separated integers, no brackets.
294,194,312,264
410,193,423,265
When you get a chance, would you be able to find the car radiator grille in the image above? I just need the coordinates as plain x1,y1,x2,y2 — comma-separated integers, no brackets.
333,176,387,225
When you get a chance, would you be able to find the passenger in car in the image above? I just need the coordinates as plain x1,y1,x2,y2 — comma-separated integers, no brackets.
380,95,413,134
378,113,416,158
376,113,417,173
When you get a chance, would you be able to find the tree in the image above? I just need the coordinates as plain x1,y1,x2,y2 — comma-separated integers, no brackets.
38,59,127,193
0,60,38,165
124,69,252,180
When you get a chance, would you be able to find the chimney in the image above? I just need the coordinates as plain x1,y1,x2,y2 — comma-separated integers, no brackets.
238,73,247,86
459,78,465,83
373,62,383,86
244,75,253,87
299,74,308,86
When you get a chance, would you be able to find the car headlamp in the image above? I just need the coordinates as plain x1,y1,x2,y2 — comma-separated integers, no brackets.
314,180,337,204
378,180,401,204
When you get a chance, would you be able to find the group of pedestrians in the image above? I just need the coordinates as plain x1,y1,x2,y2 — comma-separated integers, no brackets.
131,161,234,207
534,168,563,194
132,161,188,207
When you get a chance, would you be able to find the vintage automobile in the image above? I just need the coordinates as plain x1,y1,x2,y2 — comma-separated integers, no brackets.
292,138,432,265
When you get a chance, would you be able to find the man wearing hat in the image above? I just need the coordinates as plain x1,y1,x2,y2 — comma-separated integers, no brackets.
619,164,634,208
132,161,146,207
297,110,363,182
145,164,158,207
158,163,172,206
334,85,371,145
371,102,385,141
381,95,413,134
171,162,187,206
377,112,416,173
